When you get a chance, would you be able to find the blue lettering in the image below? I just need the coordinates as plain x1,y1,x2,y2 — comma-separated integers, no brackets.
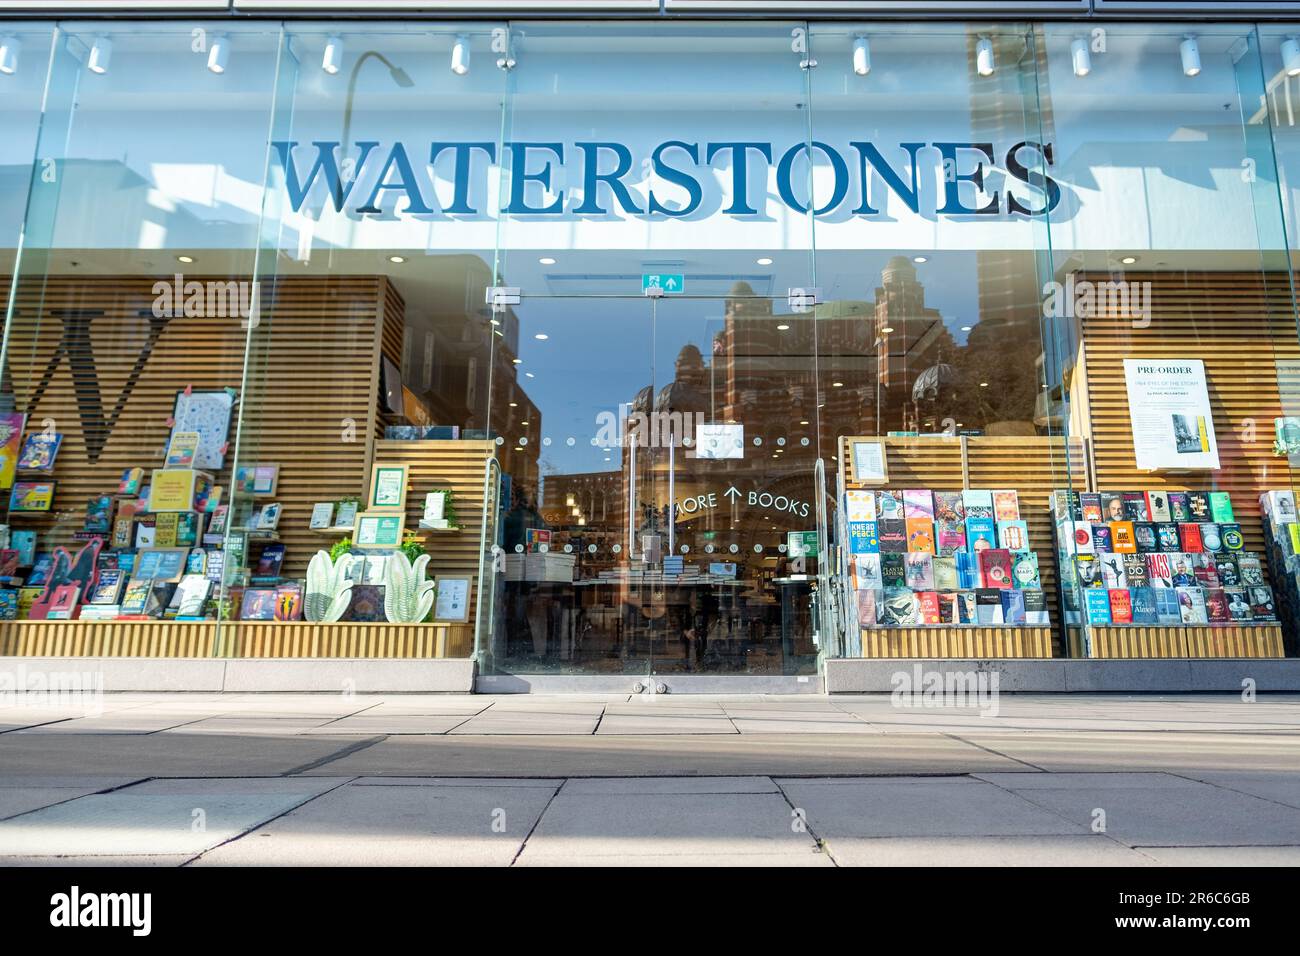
705,142,773,216
272,140,377,212
429,142,497,215
934,142,999,216
357,142,433,215
504,142,566,215
574,142,642,215
776,141,849,215
851,141,924,215
647,141,703,218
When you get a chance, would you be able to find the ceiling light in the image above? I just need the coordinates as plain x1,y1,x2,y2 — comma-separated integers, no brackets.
451,35,470,75
852,36,871,77
1285,38,1300,77
508,402,517,407
756,257,773,265
832,381,843,388
913,255,927,263
207,35,229,74
322,35,344,75
534,333,548,340
776,323,790,331
976,36,995,77
88,36,113,75
512,358,522,364
880,326,894,333
0,36,20,75
176,255,194,264
539,257,556,265
799,420,809,425
1180,36,1201,77
979,382,989,388
960,325,972,331
1070,36,1091,77
525,372,534,378
1120,255,1137,265
388,255,405,263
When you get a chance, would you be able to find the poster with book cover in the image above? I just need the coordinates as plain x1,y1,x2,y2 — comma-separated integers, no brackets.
16,432,61,473
0,413,27,490
1122,359,1220,470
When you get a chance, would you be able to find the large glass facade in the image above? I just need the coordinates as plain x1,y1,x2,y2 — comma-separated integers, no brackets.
1,16,1298,676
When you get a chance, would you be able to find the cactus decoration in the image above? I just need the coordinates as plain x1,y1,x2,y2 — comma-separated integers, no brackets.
304,550,356,622
383,552,436,624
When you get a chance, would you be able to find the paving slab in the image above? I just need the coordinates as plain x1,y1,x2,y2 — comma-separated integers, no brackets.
595,714,738,735
449,712,602,735
2,854,192,867
191,780,557,866
0,788,116,821
0,777,343,857
300,733,1022,777
303,715,471,735
821,834,1152,867
560,776,780,794
777,777,1089,839
160,717,337,735
11,714,209,735
515,849,835,867
515,791,817,864
1172,771,1300,809
953,732,1300,773
1007,783,1300,847
1134,845,1300,865
975,771,1207,790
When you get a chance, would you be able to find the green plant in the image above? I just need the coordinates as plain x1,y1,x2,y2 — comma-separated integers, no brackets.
305,550,356,622
399,530,427,564
427,488,459,528
329,536,354,562
382,552,435,624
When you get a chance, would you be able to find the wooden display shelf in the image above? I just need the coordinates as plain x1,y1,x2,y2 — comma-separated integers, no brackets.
0,619,472,659
859,626,1053,659
1067,625,1284,659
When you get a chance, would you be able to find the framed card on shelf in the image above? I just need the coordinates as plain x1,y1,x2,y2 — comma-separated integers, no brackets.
354,511,405,549
367,463,409,512
171,389,234,471
433,576,471,623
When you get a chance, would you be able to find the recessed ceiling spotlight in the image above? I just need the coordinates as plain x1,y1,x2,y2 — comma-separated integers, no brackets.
388,255,405,263
913,256,927,263
776,323,790,331
1120,255,1138,264
756,257,773,265
176,255,194,264
539,257,556,265
534,333,548,340
323,35,344,75
832,381,843,388
960,325,972,332
880,326,894,333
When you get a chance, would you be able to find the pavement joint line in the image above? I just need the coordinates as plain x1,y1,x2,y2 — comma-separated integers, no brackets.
974,773,1141,854
280,735,390,776
0,775,157,823
0,717,73,735
508,777,567,867
771,777,840,867
591,706,605,735
939,732,1050,772
181,775,358,868
1162,770,1300,813
312,701,387,726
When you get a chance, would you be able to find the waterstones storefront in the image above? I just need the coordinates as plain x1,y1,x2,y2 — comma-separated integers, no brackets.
3,1,1300,692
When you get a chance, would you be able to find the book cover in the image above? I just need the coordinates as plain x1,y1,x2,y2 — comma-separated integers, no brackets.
111,515,134,550
1208,491,1234,523
1177,586,1207,624
1001,589,1026,625
904,553,934,590
976,588,1005,624
847,521,879,554
1131,587,1158,624
905,518,934,554
1219,523,1245,551
1074,555,1103,589
880,587,919,626
1156,523,1182,552
1237,555,1265,587
45,583,82,620
176,511,203,547
118,467,144,496
1187,492,1211,521
903,489,934,519
10,481,55,512
1260,490,1297,523
1011,551,1040,589
1097,551,1126,589
1154,588,1182,625
856,588,881,627
254,543,286,579
1023,588,1050,624
955,551,980,589
17,433,61,473
1100,492,1126,523
1203,588,1230,623
1084,588,1111,624
1199,523,1223,554
977,548,1013,589
1079,492,1102,523
956,591,978,624
165,431,200,468
936,519,966,556
1109,521,1137,553
186,548,207,574
932,555,958,591
1170,553,1196,587
204,550,225,584
1225,587,1252,622
1178,522,1203,553
1145,490,1172,523
310,501,337,530
876,490,904,520
240,587,277,621
844,490,876,522
996,520,1029,552
961,489,993,519
934,491,965,524
0,589,17,620
175,574,211,617
120,579,152,616
880,553,907,589
134,516,156,550
1050,490,1077,522
992,490,1020,521
153,512,178,548
274,584,304,622
965,516,997,553
1192,553,1220,589
917,591,941,625
877,519,908,553
1146,552,1174,589
1167,492,1192,522
1133,522,1157,553
208,505,229,536
1249,586,1277,621
11,530,36,567
26,553,54,588
1214,555,1240,588
938,592,960,625
853,554,883,590
335,501,359,528
0,550,17,579
1060,521,1095,556
1122,491,1150,522
88,568,124,605
1108,588,1133,624
1122,554,1150,589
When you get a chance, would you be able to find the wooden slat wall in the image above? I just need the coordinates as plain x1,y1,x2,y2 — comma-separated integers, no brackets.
368,438,495,631
0,275,397,580
0,620,471,658
840,434,1084,658
1075,270,1296,659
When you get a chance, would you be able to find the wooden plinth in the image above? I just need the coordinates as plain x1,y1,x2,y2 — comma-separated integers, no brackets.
1067,625,1285,659
859,627,1053,658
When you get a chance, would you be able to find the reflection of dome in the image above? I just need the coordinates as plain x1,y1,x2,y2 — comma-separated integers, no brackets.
912,363,959,402
729,280,756,297
630,344,709,415
882,255,917,285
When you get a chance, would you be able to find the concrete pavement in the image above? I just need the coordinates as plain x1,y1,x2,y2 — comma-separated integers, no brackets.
0,692,1297,866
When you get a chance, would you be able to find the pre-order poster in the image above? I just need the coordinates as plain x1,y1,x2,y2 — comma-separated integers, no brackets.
1122,359,1220,471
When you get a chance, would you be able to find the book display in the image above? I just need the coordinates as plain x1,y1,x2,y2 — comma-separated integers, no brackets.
1257,490,1300,656
846,485,1050,628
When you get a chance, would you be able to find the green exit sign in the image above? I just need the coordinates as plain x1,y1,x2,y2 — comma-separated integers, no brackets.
642,273,684,294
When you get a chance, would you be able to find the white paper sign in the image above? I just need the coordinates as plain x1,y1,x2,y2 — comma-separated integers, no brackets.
1122,359,1220,471
434,577,470,622
695,422,744,460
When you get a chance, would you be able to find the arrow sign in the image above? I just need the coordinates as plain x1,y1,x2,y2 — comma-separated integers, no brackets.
723,486,742,502
642,273,685,295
